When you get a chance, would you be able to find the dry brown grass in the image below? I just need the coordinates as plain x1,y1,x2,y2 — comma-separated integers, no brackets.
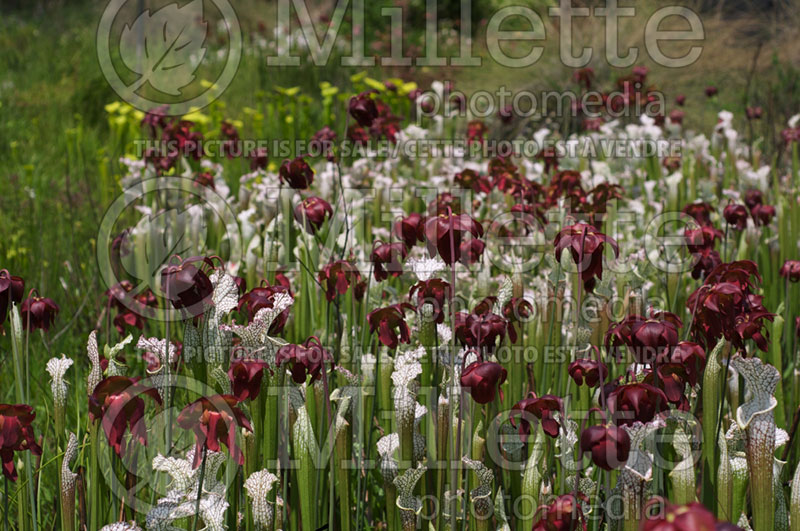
445,0,800,132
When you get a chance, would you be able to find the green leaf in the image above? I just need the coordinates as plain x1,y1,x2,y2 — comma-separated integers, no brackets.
321,86,339,98
349,71,367,83
275,86,301,97
292,406,316,531
362,77,386,92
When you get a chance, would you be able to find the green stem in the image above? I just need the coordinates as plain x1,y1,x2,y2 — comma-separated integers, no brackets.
791,459,800,531
192,447,208,531
770,314,787,429
89,425,100,531
748,427,774,531
717,431,732,521
701,340,725,512
9,308,36,531
355,341,378,531
436,394,450,531
731,456,748,525
165,317,172,455
320,360,334,529
448,257,458,531
4,475,8,531
294,406,315,531
785,279,793,420
385,485,397,531
519,426,544,530
335,424,352,531
9,306,25,413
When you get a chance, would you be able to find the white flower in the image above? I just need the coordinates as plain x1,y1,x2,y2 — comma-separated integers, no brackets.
99,523,142,531
377,433,400,484
219,292,293,364
137,336,178,401
533,128,550,148
373,227,391,241
183,271,244,365
46,355,73,407
724,128,739,150
147,448,229,531
431,80,444,100
407,256,445,282
137,336,178,366
392,347,425,388
244,470,280,530
392,347,424,411
615,420,665,523
292,405,315,457
554,414,580,477
209,271,239,316
600,120,619,136
436,323,452,344
152,454,195,494
104,334,133,377
493,277,513,314
732,356,779,432
148,492,228,531
744,165,771,191
394,465,427,528
718,110,734,129
61,432,78,495
463,457,494,517
87,331,102,395
731,355,781,531
688,134,711,156
398,124,428,142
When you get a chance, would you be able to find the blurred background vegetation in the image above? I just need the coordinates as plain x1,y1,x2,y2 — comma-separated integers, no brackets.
0,0,798,359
